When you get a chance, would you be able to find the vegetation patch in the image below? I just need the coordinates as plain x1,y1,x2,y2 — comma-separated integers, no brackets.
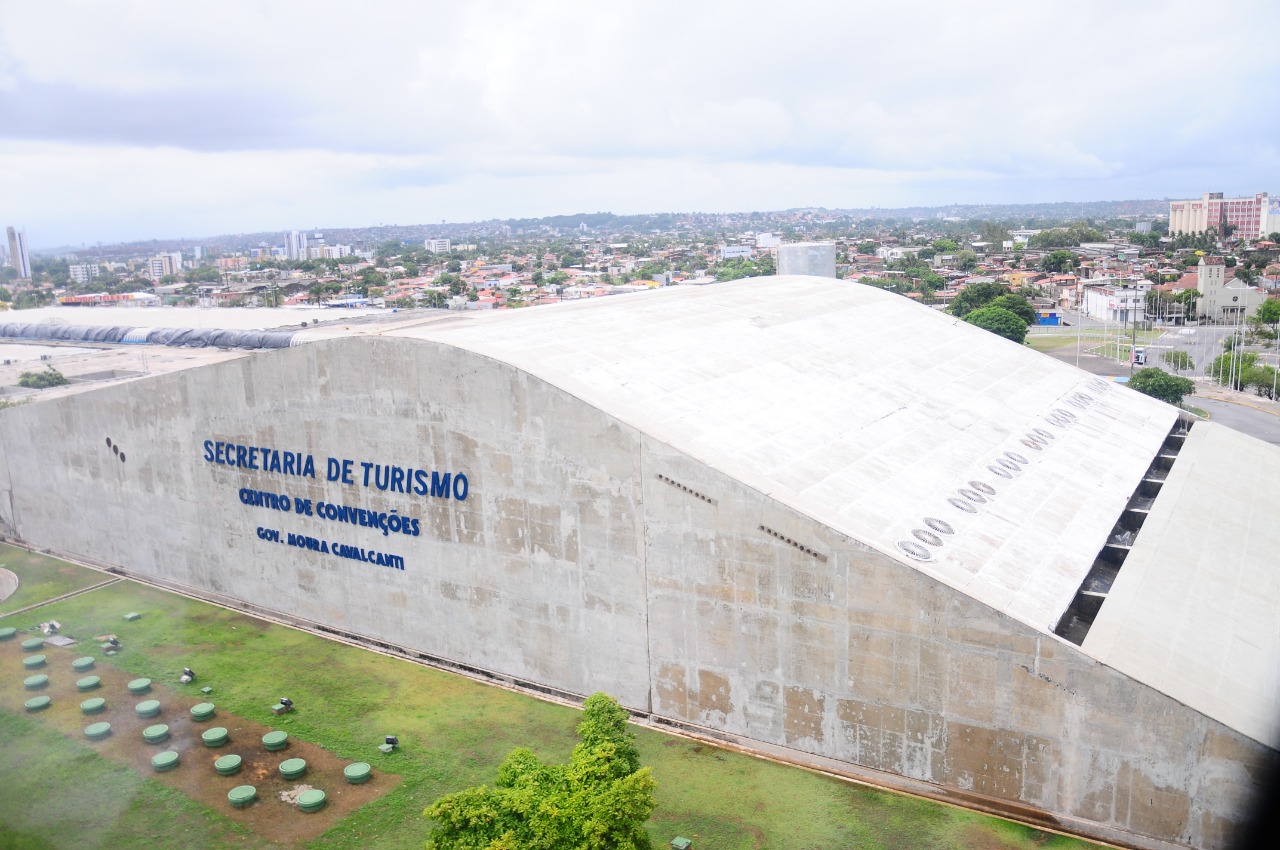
3,561,1104,850
0,544,110,616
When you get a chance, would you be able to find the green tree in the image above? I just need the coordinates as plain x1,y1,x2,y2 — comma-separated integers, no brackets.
1127,367,1196,406
18,366,70,389
1040,250,1076,273
947,281,1007,318
988,294,1036,325
1208,351,1257,390
1242,365,1278,399
931,238,958,253
954,249,979,271
424,693,656,850
1160,350,1194,373
964,306,1028,343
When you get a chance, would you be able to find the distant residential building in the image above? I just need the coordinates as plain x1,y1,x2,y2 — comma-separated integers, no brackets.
1169,192,1277,241
777,243,837,278
6,226,31,279
304,232,326,260
191,246,204,260
69,263,100,283
1197,256,1267,322
425,238,451,253
286,231,308,261
1135,222,1152,234
755,232,781,249
148,252,183,280
1081,276,1149,324
322,245,352,259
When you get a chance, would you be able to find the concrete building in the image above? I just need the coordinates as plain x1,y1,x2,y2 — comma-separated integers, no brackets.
1081,276,1150,323
0,277,1275,850
720,245,752,260
147,252,183,280
286,231,308,261
1169,192,1274,241
1196,256,1268,322
425,238,451,254
776,242,837,277
5,226,31,279
68,263,100,284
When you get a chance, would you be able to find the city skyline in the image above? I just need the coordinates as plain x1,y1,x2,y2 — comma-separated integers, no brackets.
2,0,1278,248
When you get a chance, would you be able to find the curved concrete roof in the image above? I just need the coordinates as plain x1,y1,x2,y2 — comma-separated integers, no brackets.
399,275,1280,749
396,276,1176,634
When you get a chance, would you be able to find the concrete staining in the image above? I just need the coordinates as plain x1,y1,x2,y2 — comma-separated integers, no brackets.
0,276,1274,850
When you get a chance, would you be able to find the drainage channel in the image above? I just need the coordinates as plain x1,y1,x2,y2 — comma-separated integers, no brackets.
1054,416,1194,646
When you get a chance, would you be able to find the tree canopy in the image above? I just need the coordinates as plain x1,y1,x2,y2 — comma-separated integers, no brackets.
964,306,1028,344
1127,367,1195,406
1040,250,1076,273
987,294,1036,326
424,693,656,850
947,281,1007,318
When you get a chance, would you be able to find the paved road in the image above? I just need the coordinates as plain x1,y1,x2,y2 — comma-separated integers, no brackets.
1036,335,1280,444
1187,396,1280,445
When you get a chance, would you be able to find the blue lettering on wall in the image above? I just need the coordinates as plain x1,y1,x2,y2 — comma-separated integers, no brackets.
204,438,470,502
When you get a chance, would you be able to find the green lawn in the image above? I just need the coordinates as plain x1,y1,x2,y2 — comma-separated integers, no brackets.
2,575,1102,850
0,543,111,617
1027,329,1166,363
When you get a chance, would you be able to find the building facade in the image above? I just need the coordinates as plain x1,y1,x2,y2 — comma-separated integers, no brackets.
1196,256,1268,322
776,242,837,277
1081,276,1150,324
1168,192,1275,241
5,226,31,279
69,263,100,284
0,278,1274,850
148,252,183,280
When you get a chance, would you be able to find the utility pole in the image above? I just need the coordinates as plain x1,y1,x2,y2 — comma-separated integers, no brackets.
1130,293,1138,374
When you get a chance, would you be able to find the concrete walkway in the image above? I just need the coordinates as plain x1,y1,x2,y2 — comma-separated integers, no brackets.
0,568,16,604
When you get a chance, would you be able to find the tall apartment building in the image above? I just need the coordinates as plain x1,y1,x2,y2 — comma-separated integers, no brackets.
1168,192,1280,241
425,238,450,253
286,231,308,261
148,252,184,280
6,226,32,279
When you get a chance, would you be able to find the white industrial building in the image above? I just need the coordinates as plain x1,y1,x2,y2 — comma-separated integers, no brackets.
0,277,1275,850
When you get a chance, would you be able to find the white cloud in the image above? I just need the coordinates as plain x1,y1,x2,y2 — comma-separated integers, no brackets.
1,0,1277,246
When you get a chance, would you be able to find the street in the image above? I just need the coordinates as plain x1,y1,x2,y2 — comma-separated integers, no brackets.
1033,314,1280,445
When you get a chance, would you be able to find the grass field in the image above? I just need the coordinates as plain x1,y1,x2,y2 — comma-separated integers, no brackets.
0,549,1103,850
0,543,112,616
1026,328,1164,356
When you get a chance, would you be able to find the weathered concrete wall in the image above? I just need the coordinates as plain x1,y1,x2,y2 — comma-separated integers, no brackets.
0,338,651,708
639,437,1273,850
0,337,1271,849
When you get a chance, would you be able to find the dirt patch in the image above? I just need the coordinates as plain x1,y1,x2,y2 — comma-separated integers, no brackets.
0,636,399,846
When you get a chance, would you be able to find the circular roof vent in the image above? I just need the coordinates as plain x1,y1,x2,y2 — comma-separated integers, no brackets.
923,517,955,535
897,540,932,561
912,529,944,547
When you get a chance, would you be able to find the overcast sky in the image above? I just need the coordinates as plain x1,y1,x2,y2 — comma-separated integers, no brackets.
2,0,1277,249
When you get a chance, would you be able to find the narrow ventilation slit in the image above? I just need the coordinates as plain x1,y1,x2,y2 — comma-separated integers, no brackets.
655,474,717,505
758,525,828,562
1054,417,1194,645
